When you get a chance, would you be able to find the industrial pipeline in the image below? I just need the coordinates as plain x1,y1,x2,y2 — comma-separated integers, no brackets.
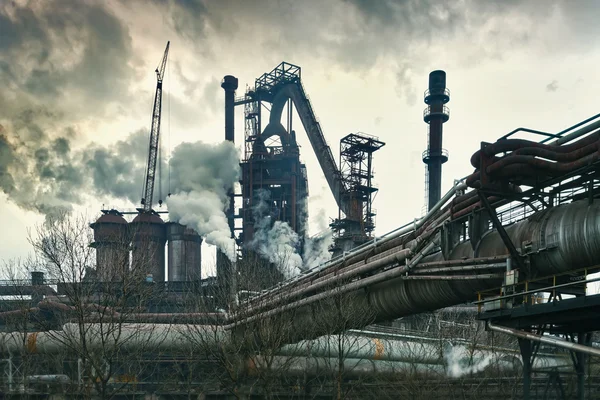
224,118,600,342
2,113,599,358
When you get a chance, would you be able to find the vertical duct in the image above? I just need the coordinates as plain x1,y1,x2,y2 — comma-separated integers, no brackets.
219,75,239,303
423,70,450,212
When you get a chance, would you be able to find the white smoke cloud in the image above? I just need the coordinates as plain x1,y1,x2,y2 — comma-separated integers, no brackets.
249,189,304,278
166,140,240,261
303,229,333,271
248,189,337,277
167,190,235,260
444,344,494,378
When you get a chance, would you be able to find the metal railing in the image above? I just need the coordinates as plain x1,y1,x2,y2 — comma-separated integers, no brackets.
499,112,600,143
423,105,450,120
422,148,449,161
475,266,598,313
424,87,450,100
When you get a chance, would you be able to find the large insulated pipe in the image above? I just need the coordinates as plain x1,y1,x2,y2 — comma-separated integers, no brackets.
247,181,467,305
249,356,445,377
423,70,450,212
277,336,568,372
0,323,223,354
2,323,568,376
232,199,600,342
252,354,567,378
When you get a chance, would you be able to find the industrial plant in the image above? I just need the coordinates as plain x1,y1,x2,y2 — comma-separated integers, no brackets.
2,42,600,400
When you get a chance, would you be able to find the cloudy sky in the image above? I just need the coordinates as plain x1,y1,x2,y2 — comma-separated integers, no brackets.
1,0,600,275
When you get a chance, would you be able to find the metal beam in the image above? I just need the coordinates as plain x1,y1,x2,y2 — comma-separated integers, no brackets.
488,322,600,357
477,190,527,271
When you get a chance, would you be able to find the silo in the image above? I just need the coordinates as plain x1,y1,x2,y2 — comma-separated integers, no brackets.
129,211,167,282
90,210,129,282
167,222,202,282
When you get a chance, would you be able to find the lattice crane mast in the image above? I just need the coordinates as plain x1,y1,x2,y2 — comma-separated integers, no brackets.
141,41,170,212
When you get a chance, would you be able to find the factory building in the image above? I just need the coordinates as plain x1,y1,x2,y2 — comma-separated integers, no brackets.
3,59,600,399
89,62,384,290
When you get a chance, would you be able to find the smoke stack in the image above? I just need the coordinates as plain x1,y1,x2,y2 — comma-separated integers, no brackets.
423,70,450,211
219,75,239,303
221,75,238,238
222,75,238,143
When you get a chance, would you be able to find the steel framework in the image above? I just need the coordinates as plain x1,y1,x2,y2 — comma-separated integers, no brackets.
330,133,385,256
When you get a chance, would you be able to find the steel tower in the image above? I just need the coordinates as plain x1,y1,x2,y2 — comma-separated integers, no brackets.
422,70,450,211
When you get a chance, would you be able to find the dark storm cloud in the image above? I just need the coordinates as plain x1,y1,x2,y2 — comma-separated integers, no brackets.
154,0,599,106
343,0,464,38
203,77,221,112
0,1,207,217
84,129,155,204
151,0,572,105
0,1,148,217
0,129,16,195
0,116,156,217
148,0,210,40
0,108,86,216
0,1,136,112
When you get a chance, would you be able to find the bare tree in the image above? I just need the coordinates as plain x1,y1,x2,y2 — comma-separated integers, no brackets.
22,211,166,398
180,254,305,399
0,258,59,394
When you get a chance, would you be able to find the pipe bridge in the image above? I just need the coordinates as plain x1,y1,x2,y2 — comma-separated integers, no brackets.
231,112,600,343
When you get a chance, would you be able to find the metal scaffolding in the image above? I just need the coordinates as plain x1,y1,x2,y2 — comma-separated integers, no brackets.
330,132,385,256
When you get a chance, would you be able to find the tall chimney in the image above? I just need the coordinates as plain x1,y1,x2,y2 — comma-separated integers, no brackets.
219,75,239,305
423,70,450,211
221,75,238,236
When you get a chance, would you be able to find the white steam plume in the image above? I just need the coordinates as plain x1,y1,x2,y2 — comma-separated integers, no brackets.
444,344,494,378
249,189,304,279
303,229,333,270
303,206,333,270
166,141,240,261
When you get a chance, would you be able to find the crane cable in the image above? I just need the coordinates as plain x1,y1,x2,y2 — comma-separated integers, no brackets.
168,47,171,199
